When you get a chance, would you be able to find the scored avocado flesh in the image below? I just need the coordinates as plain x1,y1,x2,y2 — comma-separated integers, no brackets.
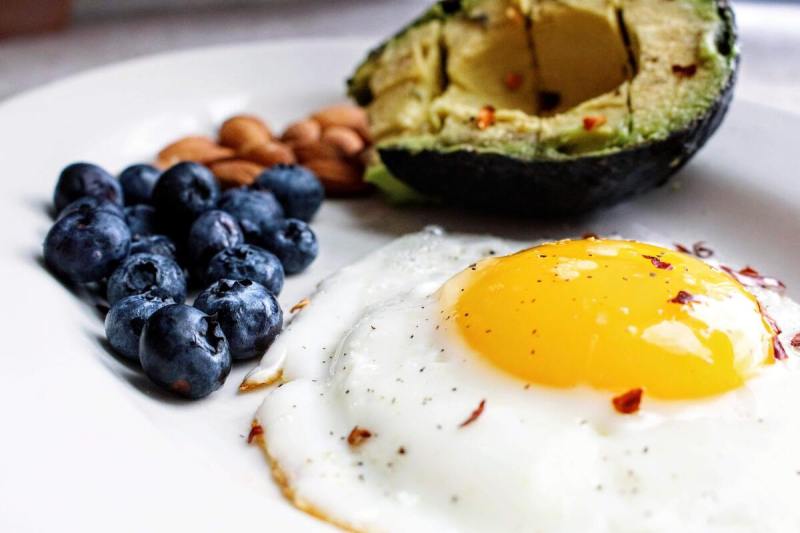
352,0,735,160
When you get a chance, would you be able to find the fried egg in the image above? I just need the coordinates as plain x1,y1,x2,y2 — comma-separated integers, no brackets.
245,228,800,533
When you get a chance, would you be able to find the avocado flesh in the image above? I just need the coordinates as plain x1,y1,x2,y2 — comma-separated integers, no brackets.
622,0,734,142
357,0,637,159
428,0,541,157
349,0,737,214
363,22,443,140
533,0,632,157
532,0,630,115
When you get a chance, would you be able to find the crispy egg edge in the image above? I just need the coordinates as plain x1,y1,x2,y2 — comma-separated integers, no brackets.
250,420,364,533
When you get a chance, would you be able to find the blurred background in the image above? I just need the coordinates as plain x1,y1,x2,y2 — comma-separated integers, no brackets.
2,0,799,113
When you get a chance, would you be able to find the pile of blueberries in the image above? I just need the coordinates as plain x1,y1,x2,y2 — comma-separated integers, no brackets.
43,160,324,399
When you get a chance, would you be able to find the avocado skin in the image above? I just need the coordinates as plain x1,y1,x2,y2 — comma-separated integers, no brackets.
375,0,738,216
380,69,736,216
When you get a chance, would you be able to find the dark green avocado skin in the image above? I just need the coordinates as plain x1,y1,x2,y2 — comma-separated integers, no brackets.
378,1,738,217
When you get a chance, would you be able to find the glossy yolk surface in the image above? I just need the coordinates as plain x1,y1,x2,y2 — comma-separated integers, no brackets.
441,239,775,399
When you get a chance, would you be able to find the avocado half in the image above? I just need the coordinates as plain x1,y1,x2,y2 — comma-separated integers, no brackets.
348,0,738,215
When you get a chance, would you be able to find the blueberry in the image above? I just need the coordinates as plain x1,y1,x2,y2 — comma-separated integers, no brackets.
56,196,125,221
254,164,324,222
119,164,160,205
107,253,186,305
194,279,283,360
125,204,160,237
205,244,284,295
130,234,176,259
218,188,284,244
104,290,175,361
261,218,318,274
187,210,244,272
140,304,231,399
151,162,219,234
53,162,124,212
43,210,131,283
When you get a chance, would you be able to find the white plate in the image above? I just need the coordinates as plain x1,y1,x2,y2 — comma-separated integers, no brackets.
0,39,798,533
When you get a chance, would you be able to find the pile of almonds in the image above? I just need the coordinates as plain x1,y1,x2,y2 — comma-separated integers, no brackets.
155,104,371,196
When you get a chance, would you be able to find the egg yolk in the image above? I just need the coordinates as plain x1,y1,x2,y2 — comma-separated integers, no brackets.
441,239,775,400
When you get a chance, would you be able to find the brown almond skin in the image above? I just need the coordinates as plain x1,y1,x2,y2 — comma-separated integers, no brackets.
209,159,265,189
156,136,235,168
303,158,370,196
219,115,272,150
240,141,296,167
281,119,322,147
293,141,340,164
312,104,370,139
321,126,365,157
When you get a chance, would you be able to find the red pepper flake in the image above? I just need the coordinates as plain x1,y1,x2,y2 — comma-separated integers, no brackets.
675,241,714,258
739,266,761,278
476,106,496,130
758,303,788,361
721,265,786,292
347,426,372,447
642,254,673,270
247,424,264,444
671,64,697,78
504,71,523,91
458,399,486,428
692,241,714,258
582,114,607,131
669,290,695,304
612,388,643,415
765,312,782,336
774,337,789,361
790,333,800,349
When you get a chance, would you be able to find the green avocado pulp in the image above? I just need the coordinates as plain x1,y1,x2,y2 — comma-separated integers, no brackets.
350,0,737,162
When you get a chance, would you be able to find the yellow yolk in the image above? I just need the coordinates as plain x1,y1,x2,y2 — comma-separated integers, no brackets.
440,239,775,400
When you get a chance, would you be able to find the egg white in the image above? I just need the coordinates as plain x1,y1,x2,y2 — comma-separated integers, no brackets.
248,228,800,533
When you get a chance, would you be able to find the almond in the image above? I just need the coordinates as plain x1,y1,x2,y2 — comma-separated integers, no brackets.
219,115,272,150
293,141,340,164
281,119,322,147
312,104,370,139
321,126,365,157
303,158,369,197
156,136,235,168
209,159,265,189
240,141,296,167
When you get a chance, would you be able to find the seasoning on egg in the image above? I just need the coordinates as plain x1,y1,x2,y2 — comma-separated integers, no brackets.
675,241,713,258
721,265,786,292
642,255,673,270
669,290,695,304
692,241,714,258
612,388,643,414
791,333,800,349
458,399,486,428
347,426,373,447
762,311,789,360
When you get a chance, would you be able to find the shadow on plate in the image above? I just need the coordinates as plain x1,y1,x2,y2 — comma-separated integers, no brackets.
32,252,110,319
87,330,192,405
333,156,800,256
24,194,56,222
